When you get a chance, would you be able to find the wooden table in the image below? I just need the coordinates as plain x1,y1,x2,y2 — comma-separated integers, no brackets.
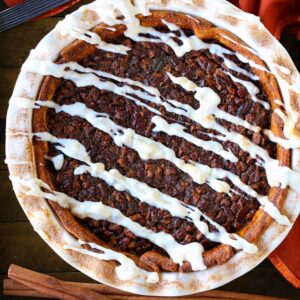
0,1,299,299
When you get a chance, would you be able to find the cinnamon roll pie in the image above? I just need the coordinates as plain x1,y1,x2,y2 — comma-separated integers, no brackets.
6,0,300,295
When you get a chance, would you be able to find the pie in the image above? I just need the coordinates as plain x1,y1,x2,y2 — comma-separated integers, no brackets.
6,0,300,296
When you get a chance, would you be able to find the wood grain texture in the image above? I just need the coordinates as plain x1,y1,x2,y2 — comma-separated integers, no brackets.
0,69,19,119
0,171,25,222
0,222,76,274
0,118,5,170
0,1,299,299
0,19,58,68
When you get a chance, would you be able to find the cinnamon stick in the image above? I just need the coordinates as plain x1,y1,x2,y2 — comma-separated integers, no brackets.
4,265,287,300
4,279,287,300
3,278,288,300
7,264,110,300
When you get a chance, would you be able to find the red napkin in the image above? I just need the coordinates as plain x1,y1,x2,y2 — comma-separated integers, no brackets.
269,217,300,288
230,0,300,40
4,0,300,289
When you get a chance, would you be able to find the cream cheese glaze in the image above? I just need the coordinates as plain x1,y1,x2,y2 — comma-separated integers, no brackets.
65,241,159,283
46,154,64,171
163,74,300,195
12,174,161,283
21,173,207,271
8,0,300,284
35,131,258,254
35,96,291,225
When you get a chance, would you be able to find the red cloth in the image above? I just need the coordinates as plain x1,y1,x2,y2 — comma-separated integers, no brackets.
269,217,300,288
3,0,300,289
230,0,300,39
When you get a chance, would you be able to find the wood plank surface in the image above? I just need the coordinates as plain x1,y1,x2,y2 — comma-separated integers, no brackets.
0,69,19,119
0,118,5,170
0,19,59,68
0,1,299,299
0,223,75,274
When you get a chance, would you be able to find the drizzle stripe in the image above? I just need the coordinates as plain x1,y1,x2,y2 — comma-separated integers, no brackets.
165,73,300,199
38,100,289,225
25,59,258,160
65,240,159,283
35,131,257,254
23,59,295,224
22,175,206,271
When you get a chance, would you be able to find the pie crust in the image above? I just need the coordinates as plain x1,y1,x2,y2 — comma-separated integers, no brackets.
6,0,300,296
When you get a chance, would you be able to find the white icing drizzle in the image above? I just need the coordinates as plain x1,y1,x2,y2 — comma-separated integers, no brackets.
150,116,238,162
25,58,261,137
217,52,259,81
25,59,248,162
36,100,230,191
222,33,300,149
162,74,296,225
235,52,269,74
26,58,260,153
46,154,64,171
165,74,299,186
264,108,300,150
224,71,270,109
166,72,261,132
57,0,300,150
56,10,130,55
55,0,259,81
219,33,258,56
35,131,257,254
265,129,300,150
10,96,39,109
13,175,159,283
160,19,259,81
65,241,159,283
76,31,131,54
21,174,206,271
13,0,300,282
274,63,291,75
24,58,293,225
173,0,300,144
21,57,294,225
26,59,161,115
35,98,290,226
274,99,284,107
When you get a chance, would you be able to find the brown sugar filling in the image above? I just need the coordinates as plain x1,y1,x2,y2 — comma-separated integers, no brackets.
33,11,290,272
